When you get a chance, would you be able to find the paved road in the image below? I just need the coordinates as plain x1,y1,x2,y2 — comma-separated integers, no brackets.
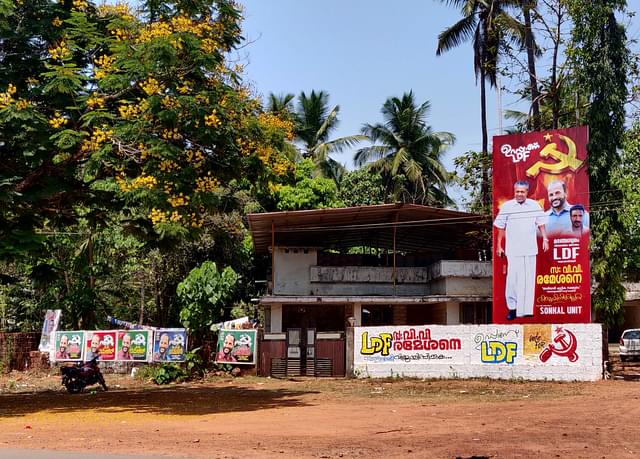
0,450,184,459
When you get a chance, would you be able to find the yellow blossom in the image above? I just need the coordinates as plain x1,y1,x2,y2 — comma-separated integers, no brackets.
195,175,219,193
161,128,181,140
141,77,163,96
86,94,105,109
168,193,189,207
48,112,67,129
52,17,63,27
200,38,219,54
72,0,88,11
0,84,17,109
204,110,221,128
80,126,113,153
159,159,179,172
149,208,168,225
49,41,71,60
15,99,30,110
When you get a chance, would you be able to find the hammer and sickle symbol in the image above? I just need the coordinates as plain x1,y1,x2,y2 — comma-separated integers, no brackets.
539,327,579,363
526,135,584,178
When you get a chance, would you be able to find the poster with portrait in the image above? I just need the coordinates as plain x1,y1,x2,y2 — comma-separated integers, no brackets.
39,309,62,353
215,329,257,365
117,330,151,362
152,329,187,362
84,330,117,361
492,126,590,324
54,331,84,361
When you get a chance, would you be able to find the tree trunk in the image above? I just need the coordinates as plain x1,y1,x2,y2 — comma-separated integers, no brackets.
480,65,489,209
523,0,541,130
551,4,562,129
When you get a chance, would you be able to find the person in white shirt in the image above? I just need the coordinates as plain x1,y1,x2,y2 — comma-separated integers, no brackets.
494,181,549,320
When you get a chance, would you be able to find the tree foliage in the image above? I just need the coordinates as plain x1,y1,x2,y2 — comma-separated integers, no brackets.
568,0,629,327
177,260,238,338
355,91,454,207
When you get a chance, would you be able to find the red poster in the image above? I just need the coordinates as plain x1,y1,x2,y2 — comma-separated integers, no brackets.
84,331,117,361
492,126,590,324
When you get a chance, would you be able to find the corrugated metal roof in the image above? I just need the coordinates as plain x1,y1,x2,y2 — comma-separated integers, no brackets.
247,203,490,254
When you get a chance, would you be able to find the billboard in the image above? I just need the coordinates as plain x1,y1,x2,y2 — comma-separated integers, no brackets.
54,331,84,361
152,329,187,362
215,329,257,365
117,330,151,361
84,330,117,361
492,126,590,324
39,309,61,353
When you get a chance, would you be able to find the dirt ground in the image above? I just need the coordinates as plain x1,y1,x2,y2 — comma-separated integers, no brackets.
0,371,639,459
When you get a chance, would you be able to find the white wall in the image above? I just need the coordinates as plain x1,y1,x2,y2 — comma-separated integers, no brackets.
353,323,602,381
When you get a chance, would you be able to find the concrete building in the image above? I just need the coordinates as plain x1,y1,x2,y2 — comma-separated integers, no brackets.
247,204,492,377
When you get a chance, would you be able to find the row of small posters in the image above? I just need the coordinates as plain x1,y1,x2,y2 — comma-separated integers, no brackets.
53,329,187,363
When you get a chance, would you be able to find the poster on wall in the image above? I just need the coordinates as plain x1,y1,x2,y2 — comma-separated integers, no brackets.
84,331,117,361
152,329,187,362
39,309,62,353
492,126,590,324
117,330,151,361
54,331,84,361
215,329,257,365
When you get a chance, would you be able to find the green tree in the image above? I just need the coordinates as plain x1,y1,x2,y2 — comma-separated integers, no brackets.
274,158,342,210
436,0,525,206
177,260,238,339
337,168,390,207
354,92,455,206
568,0,629,327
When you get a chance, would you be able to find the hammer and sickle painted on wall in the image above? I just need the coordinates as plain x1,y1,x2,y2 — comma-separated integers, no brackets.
526,135,584,178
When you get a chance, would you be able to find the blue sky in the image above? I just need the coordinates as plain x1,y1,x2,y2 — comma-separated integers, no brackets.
240,0,640,187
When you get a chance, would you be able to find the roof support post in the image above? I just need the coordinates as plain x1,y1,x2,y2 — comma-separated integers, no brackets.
271,220,275,295
393,212,398,288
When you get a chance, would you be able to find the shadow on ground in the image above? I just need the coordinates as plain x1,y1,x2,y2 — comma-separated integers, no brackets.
0,384,317,418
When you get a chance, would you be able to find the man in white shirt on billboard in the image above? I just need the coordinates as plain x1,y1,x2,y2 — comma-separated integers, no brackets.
494,181,549,320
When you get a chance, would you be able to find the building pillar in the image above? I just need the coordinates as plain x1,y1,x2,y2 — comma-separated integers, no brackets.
446,302,461,325
353,303,362,326
346,326,355,378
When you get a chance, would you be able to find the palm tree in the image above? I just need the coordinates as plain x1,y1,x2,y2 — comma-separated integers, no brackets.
436,0,525,207
294,90,366,181
266,92,295,118
354,92,455,207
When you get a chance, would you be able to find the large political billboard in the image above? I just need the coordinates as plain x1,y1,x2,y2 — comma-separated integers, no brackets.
492,126,590,324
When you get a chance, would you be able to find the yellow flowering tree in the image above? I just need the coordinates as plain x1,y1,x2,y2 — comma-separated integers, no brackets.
0,0,295,255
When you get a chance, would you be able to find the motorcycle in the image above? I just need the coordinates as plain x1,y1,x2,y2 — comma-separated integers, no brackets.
60,356,108,393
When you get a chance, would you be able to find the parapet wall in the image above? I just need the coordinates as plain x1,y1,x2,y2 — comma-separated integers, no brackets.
353,323,602,381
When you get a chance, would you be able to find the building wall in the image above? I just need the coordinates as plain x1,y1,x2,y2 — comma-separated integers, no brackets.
353,323,602,381
273,248,317,295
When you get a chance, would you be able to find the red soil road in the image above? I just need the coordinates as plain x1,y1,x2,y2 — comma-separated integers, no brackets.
0,375,639,459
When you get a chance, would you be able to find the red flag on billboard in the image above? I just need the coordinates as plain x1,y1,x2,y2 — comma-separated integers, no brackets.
492,126,590,324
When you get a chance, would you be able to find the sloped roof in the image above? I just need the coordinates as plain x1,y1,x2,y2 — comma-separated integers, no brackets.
247,203,489,254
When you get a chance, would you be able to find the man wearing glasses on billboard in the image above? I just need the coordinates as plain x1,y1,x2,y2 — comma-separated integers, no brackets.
494,181,549,320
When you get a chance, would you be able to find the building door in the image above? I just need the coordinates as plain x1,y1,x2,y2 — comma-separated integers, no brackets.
285,328,316,376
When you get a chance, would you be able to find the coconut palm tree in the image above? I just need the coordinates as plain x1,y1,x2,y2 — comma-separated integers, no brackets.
266,92,295,118
354,92,455,206
436,0,525,207
294,90,366,181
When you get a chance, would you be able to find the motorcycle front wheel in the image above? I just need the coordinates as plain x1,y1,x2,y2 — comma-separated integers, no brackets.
64,378,83,394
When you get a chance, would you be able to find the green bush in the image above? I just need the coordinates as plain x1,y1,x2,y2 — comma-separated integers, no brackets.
134,363,188,385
